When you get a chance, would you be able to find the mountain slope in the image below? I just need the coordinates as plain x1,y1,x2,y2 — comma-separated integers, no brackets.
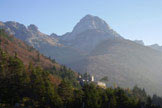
60,15,122,53
69,38,162,95
0,29,80,88
0,29,60,69
0,21,61,48
149,44,162,52
0,21,84,64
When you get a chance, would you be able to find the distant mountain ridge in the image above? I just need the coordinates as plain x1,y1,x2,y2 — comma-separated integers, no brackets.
0,21,61,47
134,40,162,52
134,40,145,45
1,15,162,96
149,44,162,52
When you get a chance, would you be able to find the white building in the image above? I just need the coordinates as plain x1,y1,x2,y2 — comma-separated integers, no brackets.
97,81,106,88
91,75,94,82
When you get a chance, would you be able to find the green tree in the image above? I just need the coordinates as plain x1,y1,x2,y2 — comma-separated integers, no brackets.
58,80,74,107
83,83,102,108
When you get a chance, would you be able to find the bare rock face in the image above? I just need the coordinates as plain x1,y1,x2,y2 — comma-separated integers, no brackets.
28,24,39,32
0,21,61,50
3,21,31,41
62,15,121,40
60,15,122,52
50,33,58,37
72,14,110,35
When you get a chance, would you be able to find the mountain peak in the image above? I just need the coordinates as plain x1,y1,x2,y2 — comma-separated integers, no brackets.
4,21,27,30
28,24,39,32
50,33,58,37
83,14,95,19
71,14,110,35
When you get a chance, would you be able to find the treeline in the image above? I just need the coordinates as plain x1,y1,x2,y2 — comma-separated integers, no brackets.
1,47,162,107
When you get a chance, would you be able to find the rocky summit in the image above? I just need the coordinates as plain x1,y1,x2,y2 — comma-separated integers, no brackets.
72,15,111,35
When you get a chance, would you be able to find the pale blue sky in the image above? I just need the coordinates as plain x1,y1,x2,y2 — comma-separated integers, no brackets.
0,0,162,45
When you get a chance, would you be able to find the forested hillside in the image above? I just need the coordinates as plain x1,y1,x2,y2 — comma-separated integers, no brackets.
0,29,59,69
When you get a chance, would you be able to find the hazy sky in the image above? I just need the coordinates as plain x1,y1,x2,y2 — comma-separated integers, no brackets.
1,0,162,45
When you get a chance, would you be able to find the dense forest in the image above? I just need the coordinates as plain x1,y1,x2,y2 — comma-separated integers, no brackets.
0,29,162,108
